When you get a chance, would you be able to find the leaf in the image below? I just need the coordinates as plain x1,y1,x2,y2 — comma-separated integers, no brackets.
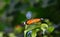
47,26,54,33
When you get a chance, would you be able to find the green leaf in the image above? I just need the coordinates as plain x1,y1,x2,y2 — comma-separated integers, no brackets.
47,26,54,33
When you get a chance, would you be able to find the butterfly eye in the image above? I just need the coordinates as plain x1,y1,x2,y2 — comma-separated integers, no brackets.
24,22,26,25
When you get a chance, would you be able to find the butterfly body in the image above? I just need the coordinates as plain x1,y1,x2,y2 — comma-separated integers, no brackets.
26,18,42,25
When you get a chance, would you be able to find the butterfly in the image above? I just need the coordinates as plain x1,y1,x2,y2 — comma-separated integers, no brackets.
26,18,44,25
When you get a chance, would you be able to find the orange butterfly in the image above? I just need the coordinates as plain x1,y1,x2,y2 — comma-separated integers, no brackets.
26,18,43,25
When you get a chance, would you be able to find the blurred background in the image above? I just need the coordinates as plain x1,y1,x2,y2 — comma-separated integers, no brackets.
0,0,60,37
